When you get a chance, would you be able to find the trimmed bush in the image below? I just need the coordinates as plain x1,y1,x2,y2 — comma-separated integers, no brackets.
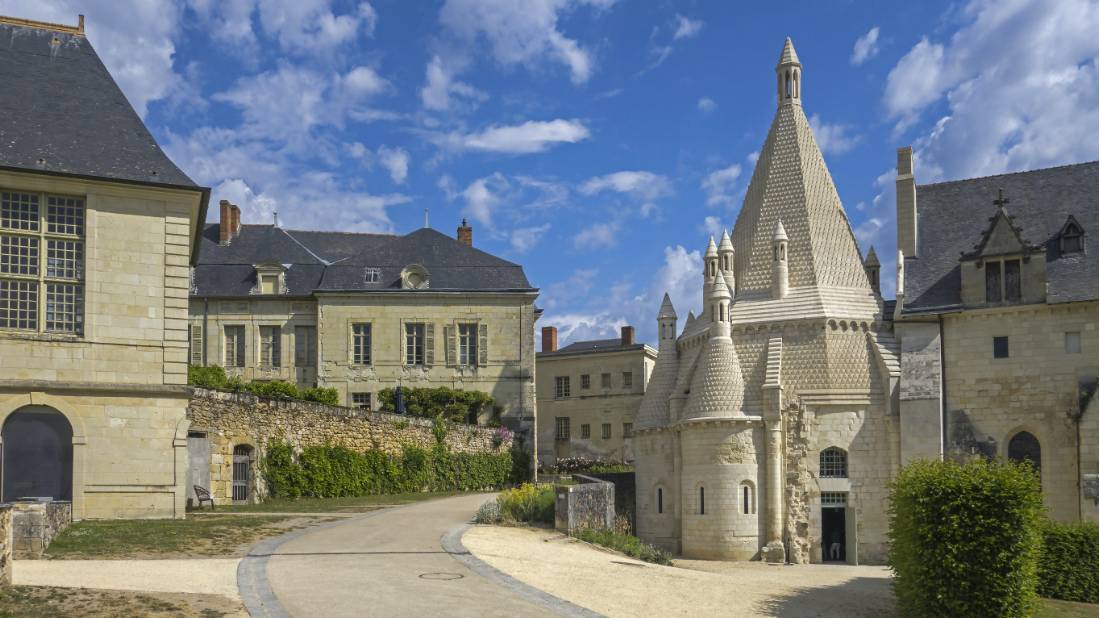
188,364,230,389
378,386,495,423
187,366,337,406
573,528,672,566
301,386,340,406
1037,520,1099,603
888,458,1044,618
541,457,633,475
497,483,555,524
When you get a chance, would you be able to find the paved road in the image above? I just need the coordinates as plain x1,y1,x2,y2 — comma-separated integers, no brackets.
258,493,558,617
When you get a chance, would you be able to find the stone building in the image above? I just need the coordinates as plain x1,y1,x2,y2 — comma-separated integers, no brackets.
188,211,540,499
0,15,208,518
894,155,1099,523
634,38,1098,565
536,325,656,467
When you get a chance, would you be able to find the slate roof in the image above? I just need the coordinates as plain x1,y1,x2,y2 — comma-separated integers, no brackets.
902,162,1098,314
0,20,198,189
193,224,535,297
539,337,655,357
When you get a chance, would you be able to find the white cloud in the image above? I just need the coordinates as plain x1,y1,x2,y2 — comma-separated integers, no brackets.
701,164,742,209
808,113,860,155
579,171,671,200
697,97,717,113
256,0,375,55
454,119,591,154
701,215,725,238
850,26,880,65
747,151,760,164
672,14,703,40
461,173,508,227
420,55,487,111
510,224,551,253
376,146,409,184
573,221,620,250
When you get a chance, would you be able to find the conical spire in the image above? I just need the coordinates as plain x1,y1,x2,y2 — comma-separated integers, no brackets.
705,236,718,258
777,37,800,67
658,292,677,318
773,220,788,241
865,245,880,266
718,230,734,253
710,270,732,300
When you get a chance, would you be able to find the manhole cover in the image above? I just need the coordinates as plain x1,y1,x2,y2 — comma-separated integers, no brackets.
419,572,465,580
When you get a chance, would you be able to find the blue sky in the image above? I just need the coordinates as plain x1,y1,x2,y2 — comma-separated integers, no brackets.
7,0,1098,345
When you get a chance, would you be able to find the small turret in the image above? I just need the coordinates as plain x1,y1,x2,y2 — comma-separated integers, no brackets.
657,292,678,346
776,37,802,107
707,272,733,336
772,220,789,299
718,230,736,295
864,246,881,296
703,236,719,319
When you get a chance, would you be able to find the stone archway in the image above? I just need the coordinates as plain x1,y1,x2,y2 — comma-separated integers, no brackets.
2,405,74,502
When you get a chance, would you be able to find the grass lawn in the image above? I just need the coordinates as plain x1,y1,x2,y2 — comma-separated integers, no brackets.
210,490,467,513
1037,598,1098,618
45,515,305,559
0,585,243,617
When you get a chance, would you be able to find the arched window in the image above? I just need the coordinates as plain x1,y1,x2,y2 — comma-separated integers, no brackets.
233,444,254,503
785,72,792,98
656,487,663,514
1008,431,1041,476
740,481,756,515
820,447,848,478
1061,219,1084,254
2,406,73,502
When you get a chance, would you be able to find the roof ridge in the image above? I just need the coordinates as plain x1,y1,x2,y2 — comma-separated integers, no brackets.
917,161,1099,189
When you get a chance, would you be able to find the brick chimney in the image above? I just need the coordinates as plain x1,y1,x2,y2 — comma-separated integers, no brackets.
621,325,635,346
457,218,473,247
219,200,242,245
541,326,558,352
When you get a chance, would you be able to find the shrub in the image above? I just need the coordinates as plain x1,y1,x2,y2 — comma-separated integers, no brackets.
187,366,337,406
1037,519,1099,603
497,483,555,524
474,500,502,524
301,387,339,406
888,458,1044,618
242,380,299,400
377,386,494,423
188,364,229,389
573,528,672,566
542,457,633,475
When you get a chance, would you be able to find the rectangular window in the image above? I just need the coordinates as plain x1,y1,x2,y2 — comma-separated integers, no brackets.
581,424,591,439
601,373,611,389
555,417,570,441
623,423,633,437
260,274,278,295
224,325,245,367
1003,259,1021,302
190,323,204,365
821,492,847,506
458,323,478,366
363,267,381,283
1065,331,1082,354
602,423,611,439
0,190,84,334
259,326,281,368
622,372,633,388
295,326,317,367
993,336,1009,359
581,374,591,389
352,323,372,365
555,376,570,398
351,392,372,410
405,323,425,365
985,261,1002,302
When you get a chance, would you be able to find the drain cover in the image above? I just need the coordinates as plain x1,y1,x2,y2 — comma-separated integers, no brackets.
419,572,465,580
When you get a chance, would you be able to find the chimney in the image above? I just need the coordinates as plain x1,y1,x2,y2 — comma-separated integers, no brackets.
219,200,232,244
896,146,918,258
541,326,558,353
457,218,473,247
621,325,635,346
230,204,241,237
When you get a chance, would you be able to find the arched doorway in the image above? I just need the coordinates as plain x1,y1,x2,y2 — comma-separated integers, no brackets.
232,445,253,503
2,406,73,502
1008,431,1041,483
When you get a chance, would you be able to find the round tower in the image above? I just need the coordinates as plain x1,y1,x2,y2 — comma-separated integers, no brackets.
718,230,736,296
772,220,789,299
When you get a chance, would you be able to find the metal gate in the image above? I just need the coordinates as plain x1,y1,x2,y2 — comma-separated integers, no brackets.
232,445,252,503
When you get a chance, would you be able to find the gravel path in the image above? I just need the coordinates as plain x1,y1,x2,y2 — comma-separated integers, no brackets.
462,526,898,617
13,558,242,600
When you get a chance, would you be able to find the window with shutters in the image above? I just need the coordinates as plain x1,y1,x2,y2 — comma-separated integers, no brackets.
190,323,204,365
458,323,478,366
259,326,281,368
224,325,245,367
985,260,1002,302
984,258,1023,304
554,376,570,398
601,373,611,389
0,190,85,334
581,423,591,439
405,322,428,366
602,423,611,439
351,392,372,410
1003,259,1021,301
555,417,570,441
352,323,371,365
294,326,316,367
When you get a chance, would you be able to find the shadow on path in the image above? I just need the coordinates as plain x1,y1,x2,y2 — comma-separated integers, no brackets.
753,576,897,618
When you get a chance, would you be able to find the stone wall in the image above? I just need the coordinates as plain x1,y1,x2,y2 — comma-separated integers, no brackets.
555,475,614,533
0,505,10,585
187,388,513,503
12,501,72,559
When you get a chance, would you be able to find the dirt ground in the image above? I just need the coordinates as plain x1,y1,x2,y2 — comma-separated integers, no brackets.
0,585,246,617
463,525,897,617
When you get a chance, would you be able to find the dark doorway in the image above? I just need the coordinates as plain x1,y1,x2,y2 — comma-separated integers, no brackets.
822,506,846,562
2,406,73,502
232,445,253,503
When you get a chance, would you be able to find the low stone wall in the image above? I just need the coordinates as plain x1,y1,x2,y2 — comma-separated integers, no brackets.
12,501,72,559
555,475,614,533
187,389,514,503
587,471,636,530
0,505,11,585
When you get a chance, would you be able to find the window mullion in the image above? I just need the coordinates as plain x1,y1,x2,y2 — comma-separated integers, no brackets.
37,192,46,333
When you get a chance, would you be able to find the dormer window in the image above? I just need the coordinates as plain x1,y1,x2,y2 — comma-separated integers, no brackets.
1060,218,1084,254
400,264,430,290
252,262,285,295
260,274,278,294
984,258,1021,303
363,267,381,283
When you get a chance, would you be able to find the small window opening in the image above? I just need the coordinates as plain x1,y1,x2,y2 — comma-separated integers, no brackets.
993,336,1009,359
699,486,706,515
657,487,663,514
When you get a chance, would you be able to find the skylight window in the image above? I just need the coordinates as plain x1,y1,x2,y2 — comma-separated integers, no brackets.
364,267,381,283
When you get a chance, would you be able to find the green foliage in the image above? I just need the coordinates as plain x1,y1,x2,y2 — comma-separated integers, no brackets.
542,457,633,475
262,439,515,498
187,366,337,406
301,387,340,406
474,500,502,524
431,414,449,444
496,483,555,524
240,380,299,399
378,386,494,423
887,458,1044,618
573,527,673,566
187,364,230,389
1037,520,1099,603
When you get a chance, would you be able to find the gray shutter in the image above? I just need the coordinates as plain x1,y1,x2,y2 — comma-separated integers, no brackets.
424,323,435,366
190,324,203,365
444,325,456,366
400,322,407,365
478,323,488,367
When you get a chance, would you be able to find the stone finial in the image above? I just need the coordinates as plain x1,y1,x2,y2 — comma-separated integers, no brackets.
718,230,734,253
865,245,880,266
773,220,788,241
777,37,801,67
705,236,718,258
658,292,677,318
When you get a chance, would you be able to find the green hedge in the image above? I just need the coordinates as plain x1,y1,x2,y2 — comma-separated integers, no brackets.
262,440,519,498
377,386,496,423
1037,520,1099,603
573,528,673,566
888,458,1044,618
187,365,339,405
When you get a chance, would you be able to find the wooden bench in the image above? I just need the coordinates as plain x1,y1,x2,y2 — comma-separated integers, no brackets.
193,485,215,510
